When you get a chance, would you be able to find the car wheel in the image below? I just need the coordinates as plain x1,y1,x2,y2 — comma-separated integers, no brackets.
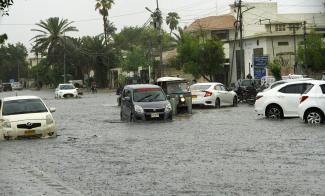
232,96,238,107
214,98,220,109
305,109,324,124
266,105,283,119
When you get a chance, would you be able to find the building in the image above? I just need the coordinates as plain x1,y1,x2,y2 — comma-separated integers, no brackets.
184,15,237,84
228,2,325,83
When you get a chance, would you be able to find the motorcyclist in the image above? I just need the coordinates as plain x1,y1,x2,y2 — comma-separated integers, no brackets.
91,81,97,93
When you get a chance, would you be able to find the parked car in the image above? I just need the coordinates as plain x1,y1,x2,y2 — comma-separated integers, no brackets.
156,77,192,114
190,83,237,108
255,80,319,119
298,81,325,124
120,84,172,121
2,83,12,92
0,96,57,140
11,82,23,90
55,83,79,98
262,78,313,92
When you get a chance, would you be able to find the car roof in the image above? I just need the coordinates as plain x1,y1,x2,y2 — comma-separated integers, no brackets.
191,82,222,86
274,80,325,90
156,77,185,82
1,96,41,102
124,84,161,90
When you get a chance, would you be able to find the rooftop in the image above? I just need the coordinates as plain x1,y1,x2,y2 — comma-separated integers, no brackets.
185,15,236,32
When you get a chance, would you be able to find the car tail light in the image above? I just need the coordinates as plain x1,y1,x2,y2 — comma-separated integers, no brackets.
300,95,309,103
256,95,263,100
203,91,212,97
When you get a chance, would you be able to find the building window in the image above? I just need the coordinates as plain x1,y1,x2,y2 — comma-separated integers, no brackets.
256,40,259,46
289,23,300,31
211,30,228,40
278,42,289,46
275,24,286,31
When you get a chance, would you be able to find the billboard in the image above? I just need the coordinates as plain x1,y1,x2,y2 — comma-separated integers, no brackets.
254,56,268,79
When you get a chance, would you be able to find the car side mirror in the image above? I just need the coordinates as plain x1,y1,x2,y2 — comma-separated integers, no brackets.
49,107,56,113
166,95,171,100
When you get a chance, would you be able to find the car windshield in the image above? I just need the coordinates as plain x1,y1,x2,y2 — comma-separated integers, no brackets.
2,99,48,116
133,88,166,102
59,84,75,90
190,85,211,91
167,82,189,94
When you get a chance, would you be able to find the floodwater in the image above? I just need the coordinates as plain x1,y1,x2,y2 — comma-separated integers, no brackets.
1,90,324,196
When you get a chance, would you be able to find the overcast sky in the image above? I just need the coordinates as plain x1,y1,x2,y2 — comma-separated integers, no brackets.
0,0,324,51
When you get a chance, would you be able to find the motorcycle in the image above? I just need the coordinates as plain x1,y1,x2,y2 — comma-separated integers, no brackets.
235,86,258,105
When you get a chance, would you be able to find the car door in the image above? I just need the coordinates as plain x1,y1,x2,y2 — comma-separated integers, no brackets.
214,85,227,106
278,83,313,116
121,89,132,119
220,85,232,105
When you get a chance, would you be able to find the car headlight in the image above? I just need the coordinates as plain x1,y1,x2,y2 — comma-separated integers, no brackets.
180,97,186,102
165,102,172,112
2,120,11,128
46,115,54,125
134,105,144,114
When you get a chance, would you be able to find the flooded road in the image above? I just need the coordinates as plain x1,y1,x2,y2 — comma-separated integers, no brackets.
1,90,325,195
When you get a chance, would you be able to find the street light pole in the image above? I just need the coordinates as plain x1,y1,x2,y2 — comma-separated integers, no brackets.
63,34,66,83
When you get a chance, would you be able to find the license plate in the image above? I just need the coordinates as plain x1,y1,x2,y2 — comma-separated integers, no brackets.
24,130,36,136
192,95,197,99
151,113,159,118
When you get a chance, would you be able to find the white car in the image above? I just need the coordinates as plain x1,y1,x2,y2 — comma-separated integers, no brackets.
298,81,325,124
262,78,313,92
255,80,318,119
0,96,57,140
55,83,78,98
190,82,237,108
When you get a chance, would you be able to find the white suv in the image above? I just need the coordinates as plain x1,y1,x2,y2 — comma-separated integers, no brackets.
298,81,325,124
255,80,318,119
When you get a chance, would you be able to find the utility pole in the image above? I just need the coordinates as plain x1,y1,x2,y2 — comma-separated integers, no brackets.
303,21,307,70
293,25,297,74
238,0,245,79
63,35,66,83
145,0,163,79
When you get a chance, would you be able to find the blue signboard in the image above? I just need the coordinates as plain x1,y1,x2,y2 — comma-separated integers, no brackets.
253,56,268,78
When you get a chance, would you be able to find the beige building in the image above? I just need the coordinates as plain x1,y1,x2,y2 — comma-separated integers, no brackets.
228,2,325,82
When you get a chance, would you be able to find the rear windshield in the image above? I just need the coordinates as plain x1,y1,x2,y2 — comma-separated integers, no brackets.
2,99,48,116
270,81,286,89
167,82,189,94
59,84,75,90
133,88,166,102
190,85,211,91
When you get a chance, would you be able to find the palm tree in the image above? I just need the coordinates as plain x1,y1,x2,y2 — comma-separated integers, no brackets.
95,0,114,45
31,17,78,57
166,12,180,35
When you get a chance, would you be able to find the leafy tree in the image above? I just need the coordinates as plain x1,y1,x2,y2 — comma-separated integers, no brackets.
122,47,148,73
0,33,8,44
0,0,13,15
0,43,28,82
172,33,225,81
298,31,325,71
31,17,78,62
268,60,282,81
166,12,180,35
95,0,114,45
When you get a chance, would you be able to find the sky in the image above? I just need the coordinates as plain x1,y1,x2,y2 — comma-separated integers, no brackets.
0,0,324,51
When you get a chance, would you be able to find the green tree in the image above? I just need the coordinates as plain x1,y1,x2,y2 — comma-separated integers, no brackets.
0,43,28,82
95,0,114,45
166,12,180,35
0,0,13,15
268,60,282,81
173,34,225,81
122,47,148,73
31,17,78,63
298,31,325,71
